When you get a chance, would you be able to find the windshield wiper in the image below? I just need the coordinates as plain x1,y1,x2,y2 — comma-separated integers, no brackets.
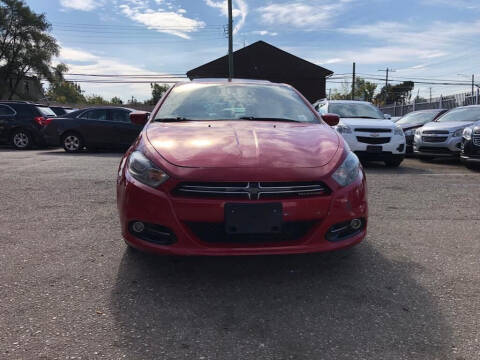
239,116,301,123
154,117,192,122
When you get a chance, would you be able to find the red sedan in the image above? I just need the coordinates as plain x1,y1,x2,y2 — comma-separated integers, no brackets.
117,79,367,256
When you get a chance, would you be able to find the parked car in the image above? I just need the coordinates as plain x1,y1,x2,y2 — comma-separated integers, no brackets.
42,106,142,152
313,100,406,167
49,106,76,116
0,100,57,149
461,121,480,168
117,79,367,256
414,106,480,159
396,109,448,153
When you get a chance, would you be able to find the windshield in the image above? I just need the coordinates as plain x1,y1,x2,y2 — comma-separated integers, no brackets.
154,83,318,123
36,106,57,117
329,103,384,119
396,111,440,125
436,107,480,122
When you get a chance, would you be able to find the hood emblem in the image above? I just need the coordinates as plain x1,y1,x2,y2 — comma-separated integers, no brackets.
370,133,380,137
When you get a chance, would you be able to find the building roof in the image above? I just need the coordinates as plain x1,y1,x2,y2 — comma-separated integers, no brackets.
187,41,333,81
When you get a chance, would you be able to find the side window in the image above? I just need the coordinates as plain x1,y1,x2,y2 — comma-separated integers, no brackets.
81,109,108,120
0,105,15,116
110,109,131,123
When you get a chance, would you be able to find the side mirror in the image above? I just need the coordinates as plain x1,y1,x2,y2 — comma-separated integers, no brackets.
130,111,149,126
322,113,340,126
384,113,392,120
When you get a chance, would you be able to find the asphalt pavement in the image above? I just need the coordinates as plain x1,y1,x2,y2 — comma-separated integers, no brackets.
0,148,479,360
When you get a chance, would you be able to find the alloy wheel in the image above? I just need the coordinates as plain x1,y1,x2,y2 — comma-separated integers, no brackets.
13,132,29,149
64,135,81,151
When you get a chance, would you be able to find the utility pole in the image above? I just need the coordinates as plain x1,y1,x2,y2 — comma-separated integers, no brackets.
378,68,395,88
328,88,332,100
472,74,475,96
429,87,432,103
227,0,234,80
351,62,356,100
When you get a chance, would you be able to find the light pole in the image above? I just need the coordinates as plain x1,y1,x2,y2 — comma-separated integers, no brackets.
228,0,234,80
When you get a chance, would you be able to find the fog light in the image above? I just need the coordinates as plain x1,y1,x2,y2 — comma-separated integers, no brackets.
132,221,145,233
350,218,362,230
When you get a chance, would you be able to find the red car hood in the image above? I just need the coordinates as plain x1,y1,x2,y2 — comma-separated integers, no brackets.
146,121,340,168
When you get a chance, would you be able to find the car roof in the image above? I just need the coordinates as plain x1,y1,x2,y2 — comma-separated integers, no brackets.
188,78,274,85
0,100,50,107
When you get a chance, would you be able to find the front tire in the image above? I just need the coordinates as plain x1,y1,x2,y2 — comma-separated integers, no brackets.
11,129,32,150
62,132,84,153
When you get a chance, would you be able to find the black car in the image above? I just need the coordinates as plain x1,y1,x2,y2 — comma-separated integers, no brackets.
0,101,57,149
49,106,76,116
396,109,448,153
42,106,144,152
461,121,480,169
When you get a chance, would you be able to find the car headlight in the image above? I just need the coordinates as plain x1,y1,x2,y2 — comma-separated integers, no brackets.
335,124,352,134
453,128,464,137
332,152,361,187
393,125,404,136
463,127,473,140
127,151,169,188
415,128,422,136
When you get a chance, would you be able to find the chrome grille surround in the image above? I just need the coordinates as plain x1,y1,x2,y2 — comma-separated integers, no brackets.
174,182,329,200
423,130,449,134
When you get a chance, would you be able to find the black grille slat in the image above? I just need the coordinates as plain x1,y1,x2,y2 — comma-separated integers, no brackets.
356,136,391,144
418,146,452,154
187,221,315,244
473,135,480,146
174,182,329,200
355,128,392,133
422,136,448,143
423,130,449,134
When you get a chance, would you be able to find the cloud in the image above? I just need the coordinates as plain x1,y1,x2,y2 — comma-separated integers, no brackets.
422,0,480,9
251,30,278,36
59,0,104,11
56,47,165,101
119,3,206,39
258,0,353,28
205,0,248,33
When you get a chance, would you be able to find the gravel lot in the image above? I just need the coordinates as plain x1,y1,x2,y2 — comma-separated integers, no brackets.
0,148,479,360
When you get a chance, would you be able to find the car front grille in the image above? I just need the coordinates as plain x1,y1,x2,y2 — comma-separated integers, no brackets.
422,130,449,134
473,134,480,146
186,221,316,244
173,181,330,200
422,136,448,143
356,136,391,144
355,128,392,133
418,146,453,154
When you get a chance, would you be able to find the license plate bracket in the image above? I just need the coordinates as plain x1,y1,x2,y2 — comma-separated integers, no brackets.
367,145,383,153
225,203,283,234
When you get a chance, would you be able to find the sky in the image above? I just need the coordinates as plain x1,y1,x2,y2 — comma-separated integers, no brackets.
25,0,480,102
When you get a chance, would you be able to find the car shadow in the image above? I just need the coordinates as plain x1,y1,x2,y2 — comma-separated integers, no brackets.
37,149,126,158
109,243,452,359
362,161,431,174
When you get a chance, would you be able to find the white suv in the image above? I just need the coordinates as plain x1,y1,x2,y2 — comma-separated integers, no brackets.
314,100,406,167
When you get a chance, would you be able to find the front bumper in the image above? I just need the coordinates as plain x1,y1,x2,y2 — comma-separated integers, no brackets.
413,134,462,157
461,138,480,162
117,172,368,256
341,133,406,160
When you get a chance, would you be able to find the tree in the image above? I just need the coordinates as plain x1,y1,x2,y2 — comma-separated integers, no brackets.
329,77,377,102
0,0,59,99
86,95,108,105
375,81,414,105
145,83,169,105
110,96,123,105
46,63,86,103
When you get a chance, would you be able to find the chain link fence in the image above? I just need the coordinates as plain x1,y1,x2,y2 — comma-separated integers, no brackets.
380,91,480,117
